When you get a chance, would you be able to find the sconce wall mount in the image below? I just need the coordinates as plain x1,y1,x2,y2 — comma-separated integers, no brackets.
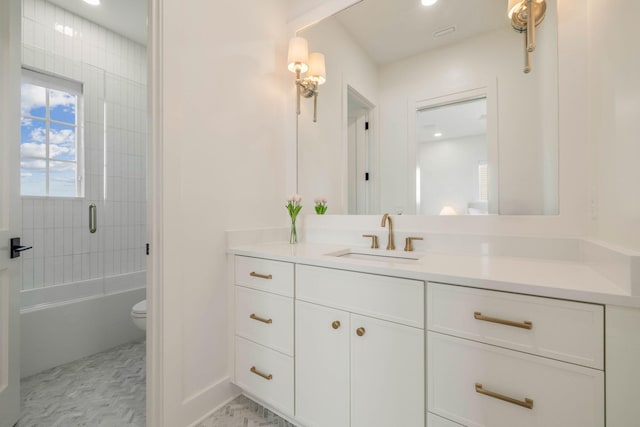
508,0,546,73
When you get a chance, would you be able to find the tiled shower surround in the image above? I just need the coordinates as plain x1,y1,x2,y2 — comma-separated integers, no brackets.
20,0,147,306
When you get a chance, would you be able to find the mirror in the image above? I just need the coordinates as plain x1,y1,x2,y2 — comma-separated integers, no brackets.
296,0,558,215
416,96,492,216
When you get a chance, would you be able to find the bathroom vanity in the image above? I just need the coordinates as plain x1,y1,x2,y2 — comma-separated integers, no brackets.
228,239,639,427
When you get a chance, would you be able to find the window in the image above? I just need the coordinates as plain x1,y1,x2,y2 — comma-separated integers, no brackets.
20,68,83,197
478,162,488,202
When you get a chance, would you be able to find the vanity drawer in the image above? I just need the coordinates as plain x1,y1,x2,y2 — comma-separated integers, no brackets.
235,336,294,416
427,283,604,369
235,256,294,297
235,286,293,356
296,264,424,328
427,332,604,427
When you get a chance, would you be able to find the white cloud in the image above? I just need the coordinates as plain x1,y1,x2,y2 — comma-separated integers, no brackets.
21,84,45,116
21,158,46,170
21,172,33,177
21,83,76,117
23,127,75,159
21,142,46,158
50,161,75,172
29,127,46,143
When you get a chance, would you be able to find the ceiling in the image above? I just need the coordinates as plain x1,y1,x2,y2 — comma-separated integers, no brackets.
335,0,509,65
416,97,487,143
47,0,147,45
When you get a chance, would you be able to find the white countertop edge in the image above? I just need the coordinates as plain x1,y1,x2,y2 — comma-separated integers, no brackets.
228,242,640,308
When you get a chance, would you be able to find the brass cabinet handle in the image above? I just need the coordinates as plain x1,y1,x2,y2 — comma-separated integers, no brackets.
249,271,273,280
249,313,273,324
250,366,273,380
332,320,341,329
475,383,533,409
474,311,533,330
356,327,366,336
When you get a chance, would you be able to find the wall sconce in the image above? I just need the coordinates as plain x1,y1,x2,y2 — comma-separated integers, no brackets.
508,0,546,73
288,37,326,122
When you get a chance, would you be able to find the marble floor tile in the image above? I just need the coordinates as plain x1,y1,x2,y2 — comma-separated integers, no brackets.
196,395,296,427
18,340,146,427
17,339,294,427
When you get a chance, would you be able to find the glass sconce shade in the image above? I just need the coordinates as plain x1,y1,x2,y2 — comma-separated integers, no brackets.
288,37,309,73
307,52,326,84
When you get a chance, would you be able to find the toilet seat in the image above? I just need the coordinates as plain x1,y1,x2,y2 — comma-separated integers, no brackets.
132,300,147,317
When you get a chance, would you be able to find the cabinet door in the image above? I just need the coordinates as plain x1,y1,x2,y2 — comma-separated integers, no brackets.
351,314,424,427
295,301,350,427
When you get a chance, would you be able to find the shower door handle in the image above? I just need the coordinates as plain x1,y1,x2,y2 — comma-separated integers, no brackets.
89,203,97,233
10,237,33,259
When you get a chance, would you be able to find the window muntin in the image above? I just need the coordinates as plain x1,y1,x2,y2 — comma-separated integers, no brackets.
20,69,83,197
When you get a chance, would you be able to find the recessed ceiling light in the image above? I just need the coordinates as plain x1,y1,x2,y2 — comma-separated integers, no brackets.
83,0,100,5
421,0,438,6
434,132,442,137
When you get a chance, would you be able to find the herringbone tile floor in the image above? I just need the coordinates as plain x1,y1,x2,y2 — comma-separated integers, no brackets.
18,340,147,427
196,395,296,427
17,340,294,427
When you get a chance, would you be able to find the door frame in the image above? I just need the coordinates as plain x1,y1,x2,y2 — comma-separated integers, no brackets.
147,0,164,425
0,0,22,425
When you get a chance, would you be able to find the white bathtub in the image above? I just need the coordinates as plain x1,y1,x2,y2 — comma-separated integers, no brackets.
20,272,146,378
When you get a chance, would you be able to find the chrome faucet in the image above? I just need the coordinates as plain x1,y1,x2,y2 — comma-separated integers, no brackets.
380,213,395,250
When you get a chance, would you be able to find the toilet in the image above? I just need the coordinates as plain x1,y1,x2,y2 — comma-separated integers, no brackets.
131,300,147,331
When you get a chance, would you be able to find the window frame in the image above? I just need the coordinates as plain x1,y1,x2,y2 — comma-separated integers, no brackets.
20,67,85,198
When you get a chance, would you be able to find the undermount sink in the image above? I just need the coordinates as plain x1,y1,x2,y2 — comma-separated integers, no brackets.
325,248,424,264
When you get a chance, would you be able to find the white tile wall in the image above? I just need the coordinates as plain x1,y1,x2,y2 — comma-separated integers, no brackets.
20,0,147,298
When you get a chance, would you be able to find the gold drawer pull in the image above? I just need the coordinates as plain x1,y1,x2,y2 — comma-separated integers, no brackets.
250,313,273,324
356,327,366,336
332,320,341,329
250,366,273,380
250,271,273,280
475,383,533,409
474,311,533,330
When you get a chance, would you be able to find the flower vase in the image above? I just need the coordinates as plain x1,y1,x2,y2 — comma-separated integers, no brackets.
289,220,298,244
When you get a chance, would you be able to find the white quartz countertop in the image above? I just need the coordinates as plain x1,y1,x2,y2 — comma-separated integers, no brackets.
228,242,640,308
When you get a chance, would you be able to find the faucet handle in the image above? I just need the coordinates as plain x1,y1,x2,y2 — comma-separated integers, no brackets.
362,234,379,249
404,236,423,252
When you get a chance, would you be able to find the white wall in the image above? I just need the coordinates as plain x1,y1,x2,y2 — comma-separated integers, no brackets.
588,0,640,251
20,0,147,303
418,135,486,216
297,16,378,214
156,0,290,425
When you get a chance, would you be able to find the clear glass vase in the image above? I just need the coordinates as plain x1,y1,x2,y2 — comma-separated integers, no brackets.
289,220,298,244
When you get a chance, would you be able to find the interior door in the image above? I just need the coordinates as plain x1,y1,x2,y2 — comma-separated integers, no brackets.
0,0,22,425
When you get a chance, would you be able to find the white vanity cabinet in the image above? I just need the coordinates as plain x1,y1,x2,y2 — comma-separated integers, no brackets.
426,282,605,427
233,256,295,417
295,265,425,427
